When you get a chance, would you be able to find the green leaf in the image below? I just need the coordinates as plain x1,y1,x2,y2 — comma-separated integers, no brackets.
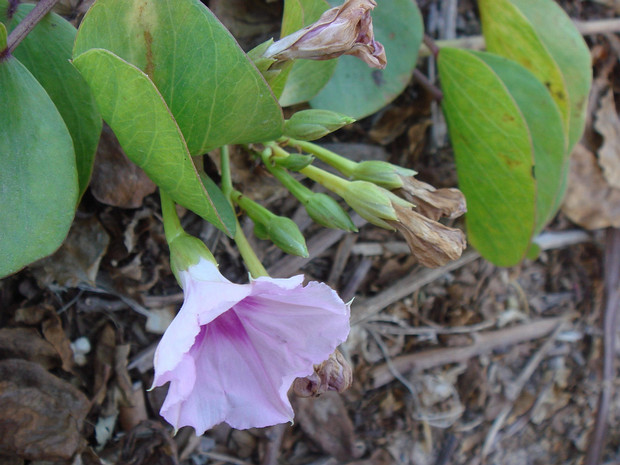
72,48,234,236
73,0,283,155
0,54,78,277
278,0,337,106
0,1,102,199
198,172,236,237
479,0,592,153
438,48,565,267
310,0,423,119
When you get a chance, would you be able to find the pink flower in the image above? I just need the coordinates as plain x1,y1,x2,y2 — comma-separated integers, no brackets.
152,258,351,433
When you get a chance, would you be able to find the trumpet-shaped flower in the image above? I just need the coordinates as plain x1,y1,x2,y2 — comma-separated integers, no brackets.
152,258,350,434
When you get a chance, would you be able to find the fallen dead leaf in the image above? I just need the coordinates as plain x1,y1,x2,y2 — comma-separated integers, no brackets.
562,143,620,228
293,392,360,461
118,420,179,465
90,125,157,208
594,87,620,189
0,359,89,461
0,328,59,370
31,216,110,288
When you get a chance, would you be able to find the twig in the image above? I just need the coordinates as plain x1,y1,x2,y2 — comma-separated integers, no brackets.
481,322,567,457
369,315,571,389
352,250,480,325
2,0,59,59
413,69,443,101
585,228,620,465
418,18,620,58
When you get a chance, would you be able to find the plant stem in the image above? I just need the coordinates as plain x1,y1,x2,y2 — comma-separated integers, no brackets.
260,148,311,202
2,0,59,59
159,189,183,243
220,146,268,278
300,164,349,196
281,139,358,176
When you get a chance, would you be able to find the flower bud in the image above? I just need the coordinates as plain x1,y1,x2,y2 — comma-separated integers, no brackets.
264,215,309,257
284,110,356,141
350,161,417,189
236,193,309,257
168,233,216,283
263,0,387,69
273,153,315,171
293,349,353,397
340,180,411,229
305,192,357,231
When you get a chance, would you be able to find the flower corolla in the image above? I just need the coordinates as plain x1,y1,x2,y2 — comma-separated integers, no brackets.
152,258,350,434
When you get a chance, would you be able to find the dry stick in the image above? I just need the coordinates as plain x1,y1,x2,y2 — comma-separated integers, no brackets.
481,322,567,458
418,18,620,58
585,229,620,465
352,250,480,325
2,0,59,59
369,315,570,389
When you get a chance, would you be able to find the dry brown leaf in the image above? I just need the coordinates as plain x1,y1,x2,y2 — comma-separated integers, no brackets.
92,324,116,407
90,125,157,208
293,392,360,461
31,216,110,288
0,359,89,461
13,305,75,372
0,328,59,370
562,143,620,229
594,88,620,189
118,420,178,465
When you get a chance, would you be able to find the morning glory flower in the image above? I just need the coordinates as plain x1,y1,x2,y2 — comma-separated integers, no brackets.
152,258,350,434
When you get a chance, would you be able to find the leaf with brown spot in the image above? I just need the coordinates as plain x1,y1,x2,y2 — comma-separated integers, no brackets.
0,359,89,461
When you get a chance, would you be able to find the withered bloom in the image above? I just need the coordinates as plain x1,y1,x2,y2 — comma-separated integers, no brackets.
388,203,467,268
292,349,353,397
264,0,387,69
398,177,467,221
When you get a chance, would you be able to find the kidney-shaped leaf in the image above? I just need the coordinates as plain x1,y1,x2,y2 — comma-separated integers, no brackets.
309,0,423,119
72,48,235,236
479,0,592,153
0,0,101,199
278,0,337,106
73,0,283,155
0,33,78,277
439,48,565,266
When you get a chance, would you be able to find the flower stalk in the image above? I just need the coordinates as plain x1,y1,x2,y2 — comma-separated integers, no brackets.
220,146,269,278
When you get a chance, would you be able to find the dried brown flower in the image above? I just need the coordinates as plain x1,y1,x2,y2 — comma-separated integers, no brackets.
292,349,353,397
388,203,467,268
398,177,467,221
264,0,386,69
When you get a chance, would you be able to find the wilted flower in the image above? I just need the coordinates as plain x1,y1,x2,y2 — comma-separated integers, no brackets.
264,0,387,69
152,258,350,433
292,349,353,397
388,203,467,268
398,177,467,221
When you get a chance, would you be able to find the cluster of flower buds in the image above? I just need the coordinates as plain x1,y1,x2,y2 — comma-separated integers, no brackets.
270,138,467,268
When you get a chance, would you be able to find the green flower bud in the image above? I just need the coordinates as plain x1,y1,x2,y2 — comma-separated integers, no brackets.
305,192,357,232
265,216,309,257
284,109,355,141
274,153,315,171
340,180,412,229
350,161,417,190
168,232,216,283
235,192,309,257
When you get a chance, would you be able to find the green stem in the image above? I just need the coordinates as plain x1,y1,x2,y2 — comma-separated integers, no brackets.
282,138,358,176
260,149,312,202
300,164,350,197
220,146,268,278
159,189,183,243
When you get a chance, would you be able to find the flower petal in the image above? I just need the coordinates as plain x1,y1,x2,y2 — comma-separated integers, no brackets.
152,259,251,385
